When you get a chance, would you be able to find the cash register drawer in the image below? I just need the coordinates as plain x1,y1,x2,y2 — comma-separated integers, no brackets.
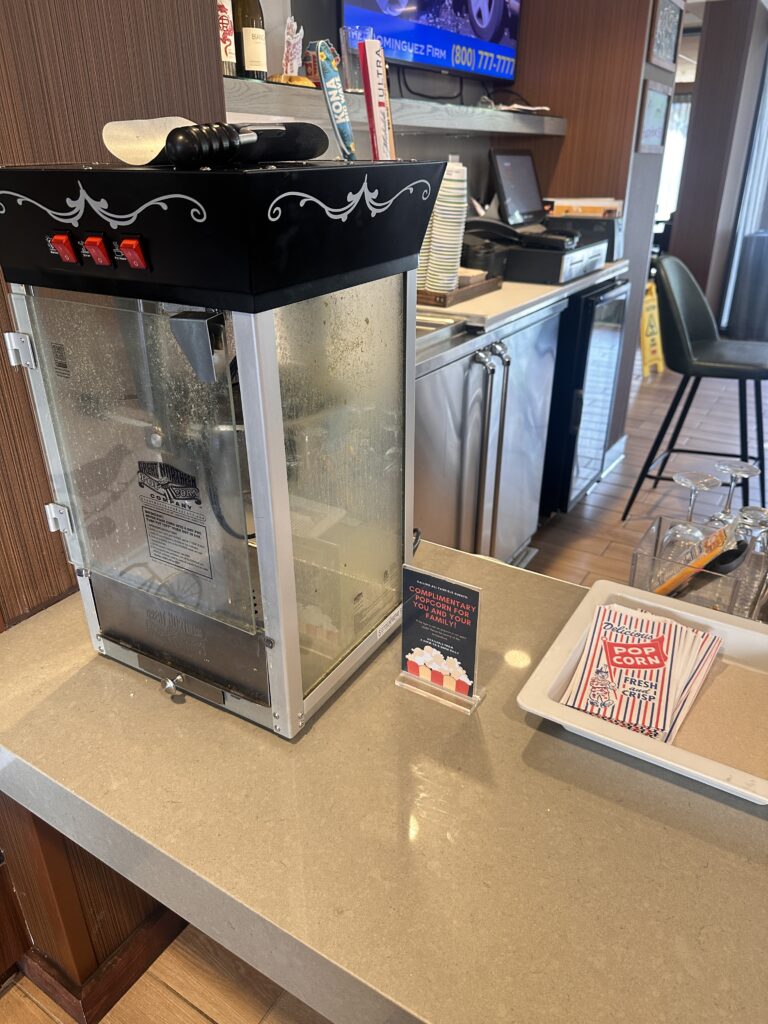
504,239,609,285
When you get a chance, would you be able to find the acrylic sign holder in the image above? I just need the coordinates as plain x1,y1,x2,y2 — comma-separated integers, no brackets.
397,565,484,714
396,671,485,714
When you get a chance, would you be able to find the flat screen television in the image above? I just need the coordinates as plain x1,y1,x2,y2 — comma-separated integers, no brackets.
341,1,521,82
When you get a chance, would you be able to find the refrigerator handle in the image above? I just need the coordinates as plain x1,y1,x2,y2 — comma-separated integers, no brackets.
589,280,631,306
473,350,496,553
570,389,585,435
488,341,511,556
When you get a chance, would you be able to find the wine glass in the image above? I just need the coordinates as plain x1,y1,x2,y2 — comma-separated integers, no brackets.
710,460,761,525
738,505,768,530
731,507,768,618
664,471,722,544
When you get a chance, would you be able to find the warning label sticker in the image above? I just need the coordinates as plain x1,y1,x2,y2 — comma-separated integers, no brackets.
51,342,70,379
142,506,212,579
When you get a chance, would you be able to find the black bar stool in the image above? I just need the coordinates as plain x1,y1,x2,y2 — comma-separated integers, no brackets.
623,254,768,520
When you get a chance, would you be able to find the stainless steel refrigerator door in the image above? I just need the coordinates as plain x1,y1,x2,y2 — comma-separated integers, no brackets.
414,349,501,554
491,307,562,563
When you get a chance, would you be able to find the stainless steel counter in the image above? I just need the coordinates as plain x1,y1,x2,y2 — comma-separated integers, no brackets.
0,542,765,1024
425,259,630,333
415,261,629,375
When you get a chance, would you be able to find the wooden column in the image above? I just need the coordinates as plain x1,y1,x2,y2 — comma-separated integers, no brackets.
670,0,768,308
0,0,225,628
0,793,185,1023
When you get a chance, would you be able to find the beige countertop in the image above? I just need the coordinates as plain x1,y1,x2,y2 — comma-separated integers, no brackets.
0,542,765,1024
431,259,630,331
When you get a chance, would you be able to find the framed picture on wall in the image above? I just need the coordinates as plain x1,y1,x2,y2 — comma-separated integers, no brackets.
648,0,685,71
637,80,673,153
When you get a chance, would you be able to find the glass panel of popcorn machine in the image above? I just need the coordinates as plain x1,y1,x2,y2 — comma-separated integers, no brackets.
274,275,405,696
13,289,257,635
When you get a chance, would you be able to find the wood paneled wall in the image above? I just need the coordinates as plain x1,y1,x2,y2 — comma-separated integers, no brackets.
0,2,225,165
0,1,225,631
0,318,76,627
497,0,673,448
505,0,651,198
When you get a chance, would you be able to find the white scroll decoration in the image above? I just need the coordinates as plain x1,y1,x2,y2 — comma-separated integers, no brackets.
0,181,207,228
267,175,432,223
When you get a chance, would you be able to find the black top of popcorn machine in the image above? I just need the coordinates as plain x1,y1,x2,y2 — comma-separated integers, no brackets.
0,161,444,312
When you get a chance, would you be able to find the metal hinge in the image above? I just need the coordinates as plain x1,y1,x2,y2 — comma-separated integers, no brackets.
44,502,73,536
3,331,36,369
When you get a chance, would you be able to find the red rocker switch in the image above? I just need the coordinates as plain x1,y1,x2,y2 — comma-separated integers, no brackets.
119,237,147,270
50,233,78,264
84,235,111,266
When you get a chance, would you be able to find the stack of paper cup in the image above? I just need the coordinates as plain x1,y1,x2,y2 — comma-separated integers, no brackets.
417,214,433,290
421,154,467,294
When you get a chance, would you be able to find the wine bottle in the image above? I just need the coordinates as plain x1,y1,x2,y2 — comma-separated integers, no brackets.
217,1,236,78
233,0,268,80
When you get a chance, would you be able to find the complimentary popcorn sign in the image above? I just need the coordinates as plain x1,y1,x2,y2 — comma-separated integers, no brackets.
401,566,480,698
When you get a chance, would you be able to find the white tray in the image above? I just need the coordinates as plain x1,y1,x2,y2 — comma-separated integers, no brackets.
517,580,768,804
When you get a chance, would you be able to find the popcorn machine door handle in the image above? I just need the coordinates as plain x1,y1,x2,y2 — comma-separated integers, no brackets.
473,350,496,553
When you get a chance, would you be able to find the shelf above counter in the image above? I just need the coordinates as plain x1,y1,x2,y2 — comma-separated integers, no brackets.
224,77,567,138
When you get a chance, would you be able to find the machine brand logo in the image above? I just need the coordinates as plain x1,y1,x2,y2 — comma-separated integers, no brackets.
267,173,432,223
137,461,202,507
146,608,206,652
0,181,207,228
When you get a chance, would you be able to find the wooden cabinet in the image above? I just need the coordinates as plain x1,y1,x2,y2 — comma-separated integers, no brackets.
0,794,184,1023
0,851,28,986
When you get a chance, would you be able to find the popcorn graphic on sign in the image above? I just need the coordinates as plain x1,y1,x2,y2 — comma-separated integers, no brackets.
406,645,472,696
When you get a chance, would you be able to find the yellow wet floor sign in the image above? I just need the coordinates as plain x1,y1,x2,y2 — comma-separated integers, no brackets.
641,280,666,377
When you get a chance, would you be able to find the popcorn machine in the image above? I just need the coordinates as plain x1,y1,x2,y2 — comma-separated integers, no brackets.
0,161,442,737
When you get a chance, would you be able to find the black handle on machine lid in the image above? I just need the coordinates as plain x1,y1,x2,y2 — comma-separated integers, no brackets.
165,121,329,168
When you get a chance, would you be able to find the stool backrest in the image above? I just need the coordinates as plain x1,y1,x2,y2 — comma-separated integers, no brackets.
654,254,720,374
